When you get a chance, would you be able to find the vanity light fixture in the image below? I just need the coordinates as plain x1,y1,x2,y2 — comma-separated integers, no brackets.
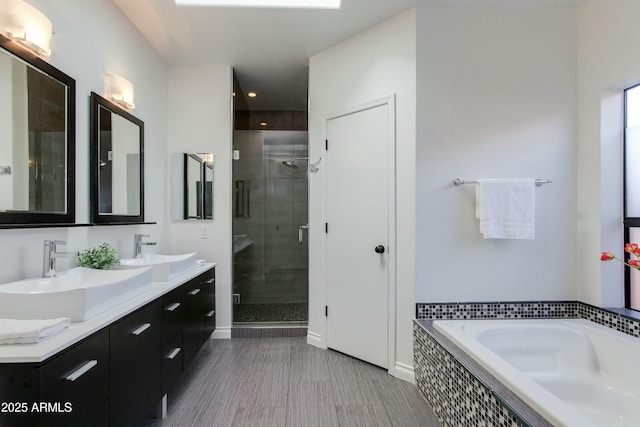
0,0,53,58
174,0,340,8
105,74,135,110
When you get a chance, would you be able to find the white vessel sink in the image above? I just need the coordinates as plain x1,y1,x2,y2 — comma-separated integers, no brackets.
0,267,153,321
117,253,198,282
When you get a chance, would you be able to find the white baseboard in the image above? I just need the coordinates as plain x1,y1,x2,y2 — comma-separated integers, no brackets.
211,327,231,339
394,361,415,384
306,331,324,348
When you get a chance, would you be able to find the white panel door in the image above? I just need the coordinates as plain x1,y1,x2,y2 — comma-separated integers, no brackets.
326,101,390,369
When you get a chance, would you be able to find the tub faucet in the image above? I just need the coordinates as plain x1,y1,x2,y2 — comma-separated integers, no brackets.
134,234,156,258
43,240,72,278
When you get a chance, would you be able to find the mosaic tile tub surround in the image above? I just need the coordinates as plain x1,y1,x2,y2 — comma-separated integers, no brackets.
413,301,640,427
413,321,551,427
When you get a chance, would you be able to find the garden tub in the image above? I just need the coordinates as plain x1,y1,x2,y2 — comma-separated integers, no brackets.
433,319,640,427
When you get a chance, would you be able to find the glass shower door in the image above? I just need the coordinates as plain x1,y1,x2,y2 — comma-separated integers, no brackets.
232,130,308,324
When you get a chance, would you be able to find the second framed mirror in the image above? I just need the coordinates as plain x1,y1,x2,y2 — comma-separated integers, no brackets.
90,92,144,224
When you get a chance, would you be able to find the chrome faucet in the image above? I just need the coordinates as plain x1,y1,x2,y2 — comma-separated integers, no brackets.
42,240,70,278
134,234,156,258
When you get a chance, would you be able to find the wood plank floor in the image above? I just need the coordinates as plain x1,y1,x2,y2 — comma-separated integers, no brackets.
147,337,441,427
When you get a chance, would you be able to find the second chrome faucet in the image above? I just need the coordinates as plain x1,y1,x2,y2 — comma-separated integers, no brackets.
133,234,156,258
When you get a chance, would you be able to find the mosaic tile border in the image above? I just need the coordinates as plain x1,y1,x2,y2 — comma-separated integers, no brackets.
413,321,551,427
578,303,640,338
415,301,578,321
415,300,640,339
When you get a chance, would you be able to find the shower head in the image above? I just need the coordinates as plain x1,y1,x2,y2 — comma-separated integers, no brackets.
282,160,298,169
282,157,308,170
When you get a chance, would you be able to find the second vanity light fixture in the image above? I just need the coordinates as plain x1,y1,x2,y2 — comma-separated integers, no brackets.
105,74,135,110
0,0,53,57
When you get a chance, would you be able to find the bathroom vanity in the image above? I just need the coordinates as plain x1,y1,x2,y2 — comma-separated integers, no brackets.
0,264,215,427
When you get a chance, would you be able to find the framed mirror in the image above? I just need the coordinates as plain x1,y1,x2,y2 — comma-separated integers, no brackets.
0,34,75,226
171,153,214,220
90,92,144,224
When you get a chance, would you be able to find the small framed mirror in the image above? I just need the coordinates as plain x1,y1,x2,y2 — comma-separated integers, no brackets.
171,153,214,220
90,92,144,224
0,35,75,226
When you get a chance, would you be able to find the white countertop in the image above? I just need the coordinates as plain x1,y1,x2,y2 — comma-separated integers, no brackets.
0,263,216,364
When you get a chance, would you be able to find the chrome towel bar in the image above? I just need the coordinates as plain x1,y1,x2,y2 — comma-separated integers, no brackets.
453,178,552,187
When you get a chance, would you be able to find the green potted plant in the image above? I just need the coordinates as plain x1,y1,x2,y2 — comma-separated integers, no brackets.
77,243,120,270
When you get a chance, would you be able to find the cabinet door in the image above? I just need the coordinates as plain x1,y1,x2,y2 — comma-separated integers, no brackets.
203,268,216,341
0,365,37,427
182,276,205,368
161,334,183,395
110,301,162,426
160,286,185,395
39,329,109,426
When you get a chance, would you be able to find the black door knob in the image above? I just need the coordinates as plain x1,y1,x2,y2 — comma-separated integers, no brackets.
375,245,385,254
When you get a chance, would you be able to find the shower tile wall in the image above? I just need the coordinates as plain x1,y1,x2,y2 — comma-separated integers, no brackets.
233,130,308,309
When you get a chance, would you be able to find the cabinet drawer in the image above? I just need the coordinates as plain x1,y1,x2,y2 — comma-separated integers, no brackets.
161,334,183,395
201,269,215,299
39,329,109,426
161,287,183,344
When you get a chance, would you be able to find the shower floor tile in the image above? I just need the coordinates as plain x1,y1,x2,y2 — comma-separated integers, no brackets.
234,303,308,323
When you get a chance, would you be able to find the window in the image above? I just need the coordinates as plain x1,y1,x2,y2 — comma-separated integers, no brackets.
623,84,640,310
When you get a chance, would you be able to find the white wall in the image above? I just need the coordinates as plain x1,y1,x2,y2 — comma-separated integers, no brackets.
0,0,168,283
308,9,416,380
576,0,640,307
415,5,578,303
167,65,233,338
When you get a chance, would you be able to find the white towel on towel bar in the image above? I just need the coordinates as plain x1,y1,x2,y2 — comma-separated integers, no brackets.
0,317,70,344
475,179,535,240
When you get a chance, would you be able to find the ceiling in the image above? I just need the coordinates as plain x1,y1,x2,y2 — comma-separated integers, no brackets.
111,0,587,111
111,0,422,111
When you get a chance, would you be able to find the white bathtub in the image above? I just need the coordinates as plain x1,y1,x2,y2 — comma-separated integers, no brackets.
433,319,640,427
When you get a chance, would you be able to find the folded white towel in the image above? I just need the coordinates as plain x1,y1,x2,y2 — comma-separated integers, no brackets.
475,179,535,240
0,318,70,345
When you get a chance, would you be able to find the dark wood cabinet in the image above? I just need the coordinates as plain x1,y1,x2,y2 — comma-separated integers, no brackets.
160,286,185,395
182,268,216,368
182,276,205,367
203,269,216,343
0,266,215,427
109,300,162,427
0,328,109,427
39,329,109,426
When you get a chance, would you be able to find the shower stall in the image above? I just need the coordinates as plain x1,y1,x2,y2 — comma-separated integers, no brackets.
232,130,308,325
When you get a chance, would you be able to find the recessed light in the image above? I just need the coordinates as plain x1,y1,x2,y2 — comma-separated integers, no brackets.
174,0,340,8
259,122,268,126
247,91,257,98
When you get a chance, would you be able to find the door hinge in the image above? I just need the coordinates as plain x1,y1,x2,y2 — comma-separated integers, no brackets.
325,139,328,150
325,306,328,317
325,223,328,234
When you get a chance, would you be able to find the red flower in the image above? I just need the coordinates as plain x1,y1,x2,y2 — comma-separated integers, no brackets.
600,252,615,261
630,260,640,269
625,243,640,256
